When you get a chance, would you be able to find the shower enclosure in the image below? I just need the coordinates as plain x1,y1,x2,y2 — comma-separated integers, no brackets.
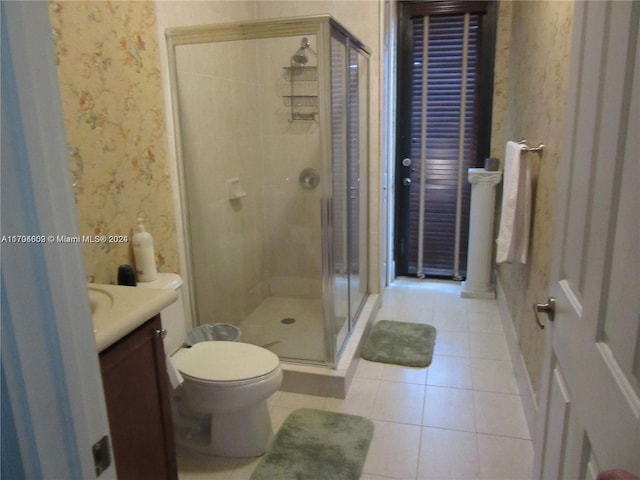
166,16,370,367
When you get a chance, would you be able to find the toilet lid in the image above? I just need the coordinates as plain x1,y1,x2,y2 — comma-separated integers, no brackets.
172,341,280,383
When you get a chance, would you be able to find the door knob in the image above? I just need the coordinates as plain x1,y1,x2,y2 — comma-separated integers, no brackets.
532,297,555,329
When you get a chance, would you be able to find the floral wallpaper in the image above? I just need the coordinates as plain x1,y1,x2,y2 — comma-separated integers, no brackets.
492,0,574,401
490,0,512,162
49,0,178,284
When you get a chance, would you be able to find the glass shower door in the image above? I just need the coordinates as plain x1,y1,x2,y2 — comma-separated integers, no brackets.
347,44,369,329
330,34,349,352
330,33,369,358
172,33,325,364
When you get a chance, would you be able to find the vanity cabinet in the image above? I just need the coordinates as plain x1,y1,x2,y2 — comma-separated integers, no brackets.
99,315,178,480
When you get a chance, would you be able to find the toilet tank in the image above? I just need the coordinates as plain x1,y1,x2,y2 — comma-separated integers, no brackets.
137,273,187,355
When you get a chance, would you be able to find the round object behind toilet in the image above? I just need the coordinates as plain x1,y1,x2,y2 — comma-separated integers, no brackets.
186,323,241,345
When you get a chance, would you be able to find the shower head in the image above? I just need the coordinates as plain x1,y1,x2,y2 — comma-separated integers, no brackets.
292,37,316,65
292,49,308,64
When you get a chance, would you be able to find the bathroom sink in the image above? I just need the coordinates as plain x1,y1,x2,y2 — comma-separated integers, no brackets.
88,285,114,318
87,283,177,352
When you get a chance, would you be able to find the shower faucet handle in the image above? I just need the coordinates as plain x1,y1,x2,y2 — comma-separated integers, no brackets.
299,168,320,189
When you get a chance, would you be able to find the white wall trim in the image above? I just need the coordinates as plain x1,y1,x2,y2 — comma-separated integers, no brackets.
381,0,398,290
495,274,538,440
153,3,196,332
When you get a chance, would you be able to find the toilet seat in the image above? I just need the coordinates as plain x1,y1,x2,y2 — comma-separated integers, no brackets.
172,341,280,386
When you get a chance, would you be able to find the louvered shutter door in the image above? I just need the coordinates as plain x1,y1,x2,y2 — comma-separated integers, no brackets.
405,12,481,278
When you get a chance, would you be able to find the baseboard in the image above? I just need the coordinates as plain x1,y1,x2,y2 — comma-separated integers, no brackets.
495,275,538,440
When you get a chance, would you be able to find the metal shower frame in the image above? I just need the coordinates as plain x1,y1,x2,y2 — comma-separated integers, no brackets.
165,15,371,368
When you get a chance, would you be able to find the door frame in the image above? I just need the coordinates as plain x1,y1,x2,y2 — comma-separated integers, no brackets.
393,1,497,278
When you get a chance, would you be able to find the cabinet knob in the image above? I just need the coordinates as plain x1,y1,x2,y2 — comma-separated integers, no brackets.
155,328,167,339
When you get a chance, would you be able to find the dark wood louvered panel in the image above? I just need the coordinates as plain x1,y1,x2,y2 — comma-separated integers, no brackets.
404,13,482,278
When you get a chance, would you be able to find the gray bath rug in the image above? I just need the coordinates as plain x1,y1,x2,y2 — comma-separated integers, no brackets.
360,320,437,367
250,408,374,480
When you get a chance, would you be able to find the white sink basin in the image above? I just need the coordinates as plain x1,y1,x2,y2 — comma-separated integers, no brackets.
88,283,177,352
88,285,114,318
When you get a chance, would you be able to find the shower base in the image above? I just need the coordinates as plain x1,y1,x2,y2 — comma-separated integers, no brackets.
238,296,325,362
238,293,380,399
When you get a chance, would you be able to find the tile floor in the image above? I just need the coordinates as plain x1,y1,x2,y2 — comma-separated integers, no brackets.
177,278,534,480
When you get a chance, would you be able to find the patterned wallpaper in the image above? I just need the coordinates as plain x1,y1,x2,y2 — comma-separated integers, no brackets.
493,0,574,400
490,1,512,162
50,0,178,284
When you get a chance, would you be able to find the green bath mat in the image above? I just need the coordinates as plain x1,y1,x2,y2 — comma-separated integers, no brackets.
250,408,374,480
360,320,437,367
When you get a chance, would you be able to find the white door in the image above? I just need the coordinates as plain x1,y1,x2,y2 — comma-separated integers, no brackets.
2,2,114,478
533,2,639,479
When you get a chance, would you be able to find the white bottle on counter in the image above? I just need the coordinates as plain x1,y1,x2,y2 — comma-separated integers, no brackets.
132,217,158,282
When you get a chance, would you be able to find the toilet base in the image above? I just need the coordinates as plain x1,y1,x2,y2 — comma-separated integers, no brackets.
175,400,274,457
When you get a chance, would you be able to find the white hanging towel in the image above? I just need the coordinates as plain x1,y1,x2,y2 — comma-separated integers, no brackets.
496,141,532,264
165,354,184,389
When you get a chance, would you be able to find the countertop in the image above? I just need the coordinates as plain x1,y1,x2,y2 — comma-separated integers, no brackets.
90,283,178,352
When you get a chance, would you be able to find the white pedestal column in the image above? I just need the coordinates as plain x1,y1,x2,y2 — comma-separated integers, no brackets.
461,168,502,298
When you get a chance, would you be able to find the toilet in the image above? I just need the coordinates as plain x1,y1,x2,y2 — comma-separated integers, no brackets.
138,273,282,457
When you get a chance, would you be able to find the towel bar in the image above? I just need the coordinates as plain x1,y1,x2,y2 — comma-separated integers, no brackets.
518,139,544,156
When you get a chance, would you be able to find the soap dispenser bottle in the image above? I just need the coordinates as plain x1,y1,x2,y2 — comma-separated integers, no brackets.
132,217,158,282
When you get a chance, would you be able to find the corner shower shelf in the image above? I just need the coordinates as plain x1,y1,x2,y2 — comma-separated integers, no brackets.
283,66,318,122
291,112,317,121
283,95,319,108
283,66,318,82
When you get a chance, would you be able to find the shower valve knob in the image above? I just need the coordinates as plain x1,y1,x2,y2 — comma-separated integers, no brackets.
299,168,320,189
